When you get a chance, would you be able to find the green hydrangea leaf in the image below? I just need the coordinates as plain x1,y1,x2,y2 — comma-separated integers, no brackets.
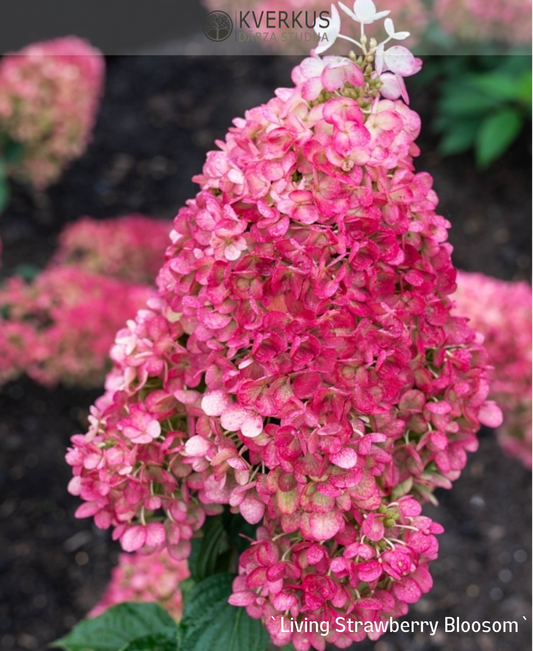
469,74,524,102
0,170,9,214
222,509,258,555
118,633,178,651
52,602,178,651
178,574,269,651
3,139,24,164
517,71,532,110
190,514,227,582
438,121,478,155
439,88,502,117
13,263,42,281
476,108,523,168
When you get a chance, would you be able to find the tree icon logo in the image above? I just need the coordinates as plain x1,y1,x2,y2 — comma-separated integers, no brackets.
203,11,233,42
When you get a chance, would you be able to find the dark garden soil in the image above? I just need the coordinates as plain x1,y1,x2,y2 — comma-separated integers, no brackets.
0,55,531,651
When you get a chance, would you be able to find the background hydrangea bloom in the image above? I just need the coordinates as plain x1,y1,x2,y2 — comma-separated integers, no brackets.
435,0,532,45
0,215,170,389
89,549,189,621
53,214,172,284
0,36,104,189
453,271,532,468
0,267,152,388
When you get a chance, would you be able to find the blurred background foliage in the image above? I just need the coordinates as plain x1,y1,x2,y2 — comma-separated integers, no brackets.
416,54,532,169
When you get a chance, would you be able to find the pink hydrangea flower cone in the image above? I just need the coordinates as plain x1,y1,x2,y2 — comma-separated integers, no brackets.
67,35,501,650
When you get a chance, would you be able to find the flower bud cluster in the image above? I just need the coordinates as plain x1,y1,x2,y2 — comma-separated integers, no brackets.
67,49,500,648
0,37,104,189
453,271,532,468
89,549,189,621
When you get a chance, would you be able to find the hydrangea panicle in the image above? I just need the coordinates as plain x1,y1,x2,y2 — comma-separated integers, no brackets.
67,5,501,647
0,36,104,189
453,271,532,468
0,267,152,388
89,549,189,620
0,215,169,389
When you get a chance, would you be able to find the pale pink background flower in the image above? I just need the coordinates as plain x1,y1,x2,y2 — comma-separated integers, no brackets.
0,36,104,189
453,271,532,469
0,215,170,388
89,549,190,620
